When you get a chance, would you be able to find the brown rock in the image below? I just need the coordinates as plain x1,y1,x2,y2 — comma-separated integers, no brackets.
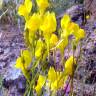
84,0,96,20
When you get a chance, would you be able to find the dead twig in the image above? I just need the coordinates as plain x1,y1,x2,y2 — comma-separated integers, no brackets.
0,9,8,20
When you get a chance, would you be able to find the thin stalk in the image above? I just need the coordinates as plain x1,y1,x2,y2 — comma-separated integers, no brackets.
70,42,75,96
63,76,71,95
53,49,56,66
60,50,65,68
24,72,39,96
47,41,50,62
70,76,73,96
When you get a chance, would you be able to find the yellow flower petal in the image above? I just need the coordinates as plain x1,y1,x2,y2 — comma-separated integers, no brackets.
35,84,41,94
25,13,41,32
61,29,70,38
73,23,79,33
35,39,44,58
50,34,58,48
67,22,77,34
36,0,49,10
40,12,57,34
38,75,46,87
48,67,56,82
35,75,46,94
86,15,90,19
22,50,32,69
61,14,71,29
77,28,85,39
51,80,58,91
35,47,42,58
15,50,31,70
73,28,85,42
18,0,32,19
65,56,76,75
56,37,68,53
18,4,27,17
15,57,23,69
25,0,32,14
47,68,64,91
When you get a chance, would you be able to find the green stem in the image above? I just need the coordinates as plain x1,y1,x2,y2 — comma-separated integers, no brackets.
70,42,75,96
47,41,50,62
53,49,56,66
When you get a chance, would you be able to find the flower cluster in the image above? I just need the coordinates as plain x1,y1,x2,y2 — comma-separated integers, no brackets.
35,56,76,94
15,0,85,95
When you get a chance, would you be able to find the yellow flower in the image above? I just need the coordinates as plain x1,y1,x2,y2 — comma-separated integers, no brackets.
61,14,71,29
67,22,85,41
50,71,64,91
35,39,44,58
61,29,70,38
48,67,56,82
65,56,76,76
73,23,79,33
65,22,79,38
36,0,49,12
76,28,85,41
50,34,58,48
86,15,90,19
35,75,46,94
28,31,34,44
73,27,85,42
15,57,24,70
48,67,64,91
61,22,79,38
67,22,78,34
18,0,32,19
25,13,41,32
35,48,42,58
15,50,32,70
51,80,58,91
35,85,41,95
56,37,68,53
40,12,57,34
60,14,72,38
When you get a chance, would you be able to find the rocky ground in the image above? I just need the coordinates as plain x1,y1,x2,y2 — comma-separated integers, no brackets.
0,25,26,96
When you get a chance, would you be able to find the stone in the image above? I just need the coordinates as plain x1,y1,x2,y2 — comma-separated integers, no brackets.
84,0,96,20
3,61,22,81
16,76,26,93
0,48,4,55
0,62,6,69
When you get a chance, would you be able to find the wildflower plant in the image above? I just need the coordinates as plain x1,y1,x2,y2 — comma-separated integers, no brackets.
15,0,85,95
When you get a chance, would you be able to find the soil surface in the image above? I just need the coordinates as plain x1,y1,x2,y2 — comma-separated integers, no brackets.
0,24,26,96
